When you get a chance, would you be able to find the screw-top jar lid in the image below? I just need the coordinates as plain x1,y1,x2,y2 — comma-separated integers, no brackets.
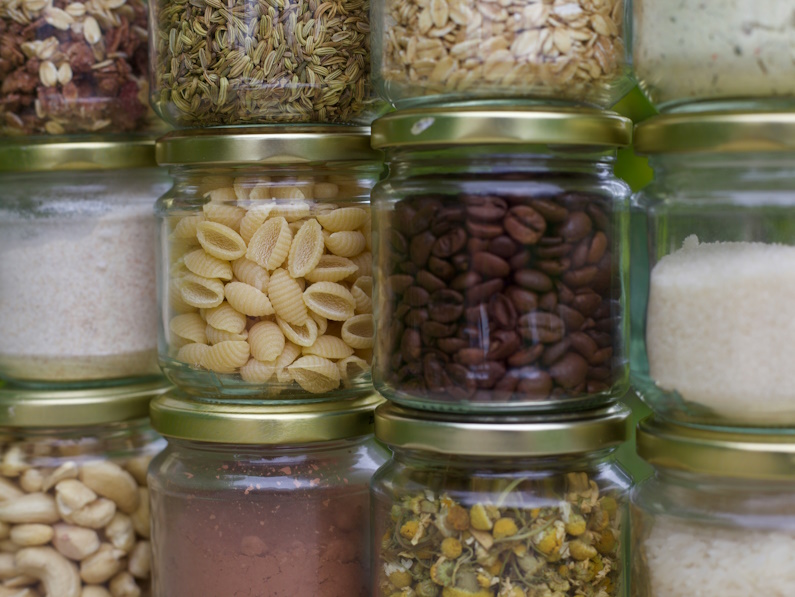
375,403,629,457
0,382,170,427
0,137,158,172
156,126,382,166
150,390,383,444
370,105,632,150
634,112,795,154
637,417,795,481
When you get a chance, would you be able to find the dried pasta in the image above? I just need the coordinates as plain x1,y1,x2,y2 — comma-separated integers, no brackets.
224,282,274,317
276,316,319,348
173,214,205,239
246,217,292,270
197,221,247,261
288,219,325,278
178,273,225,309
274,341,302,382
240,358,276,383
205,302,247,334
231,258,269,292
351,276,373,314
206,325,248,344
206,187,237,203
288,355,341,394
303,282,356,321
305,255,360,283
200,340,250,373
169,313,208,344
316,207,368,232
341,314,374,349
313,183,339,200
269,269,309,325
184,249,233,281
177,343,210,366
303,336,354,359
324,231,367,258
248,321,285,362
338,355,369,387
203,202,245,231
239,205,274,244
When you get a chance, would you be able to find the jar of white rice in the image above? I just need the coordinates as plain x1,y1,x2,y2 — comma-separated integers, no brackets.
632,417,795,597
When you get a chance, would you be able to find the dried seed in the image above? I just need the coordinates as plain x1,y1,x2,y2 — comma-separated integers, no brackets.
83,16,101,44
57,62,73,85
38,60,58,87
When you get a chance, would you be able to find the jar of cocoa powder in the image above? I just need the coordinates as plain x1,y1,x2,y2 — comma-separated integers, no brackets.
371,106,632,413
148,391,388,597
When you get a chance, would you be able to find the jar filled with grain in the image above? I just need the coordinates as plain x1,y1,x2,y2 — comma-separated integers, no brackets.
372,402,632,597
0,138,171,387
371,106,632,413
633,113,795,427
0,382,167,597
148,391,388,597
155,127,382,401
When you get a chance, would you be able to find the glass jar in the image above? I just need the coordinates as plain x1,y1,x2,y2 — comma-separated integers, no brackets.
0,138,171,387
632,416,795,596
372,0,632,110
0,0,154,135
0,382,167,597
371,107,632,413
148,391,388,597
149,0,386,127
632,113,795,428
372,403,632,597
155,127,382,401
632,0,795,113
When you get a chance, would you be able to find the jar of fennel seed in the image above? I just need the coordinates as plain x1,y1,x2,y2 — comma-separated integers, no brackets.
632,113,795,428
370,106,632,413
372,402,632,597
0,137,171,387
148,391,388,597
155,127,382,401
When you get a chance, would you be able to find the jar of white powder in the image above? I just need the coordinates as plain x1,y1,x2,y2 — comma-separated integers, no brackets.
632,113,795,427
0,138,172,387
632,417,795,597
632,0,795,112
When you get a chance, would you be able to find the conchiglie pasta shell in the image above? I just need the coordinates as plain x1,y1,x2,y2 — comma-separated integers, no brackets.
351,276,373,314
275,341,302,382
346,252,372,281
225,282,274,317
362,218,372,251
248,180,275,200
173,214,205,239
303,336,354,359
288,355,341,394
197,222,247,261
288,219,325,278
178,273,225,309
317,207,368,233
337,355,369,387
203,202,246,231
248,321,285,362
310,312,328,336
234,178,258,200
305,255,359,283
270,186,306,200
177,343,210,366
184,249,233,281
269,269,309,325
205,302,247,334
276,316,319,348
324,231,366,258
239,205,275,244
312,182,339,200
272,200,312,222
246,217,292,270
169,313,208,344
341,314,374,349
200,340,250,374
231,258,269,292
239,358,276,383
303,282,356,321
206,325,248,344
205,187,237,203
169,278,198,314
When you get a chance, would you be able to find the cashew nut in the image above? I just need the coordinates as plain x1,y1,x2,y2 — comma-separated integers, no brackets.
9,524,54,547
0,494,59,524
0,540,19,553
108,571,140,597
52,525,100,561
55,481,97,517
0,522,10,541
64,499,116,530
0,587,37,597
0,479,23,503
79,544,125,584
79,464,139,515
0,448,29,478
4,572,37,587
15,546,81,597
18,470,42,494
127,541,149,580
82,587,112,597
122,457,151,488
129,490,148,540
42,463,79,493
104,515,134,554
0,553,17,578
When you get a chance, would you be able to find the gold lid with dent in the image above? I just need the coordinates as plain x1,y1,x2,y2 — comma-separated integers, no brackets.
0,382,170,427
637,417,795,481
375,403,629,457
0,136,158,173
156,126,382,166
150,390,383,444
634,112,795,154
371,105,632,150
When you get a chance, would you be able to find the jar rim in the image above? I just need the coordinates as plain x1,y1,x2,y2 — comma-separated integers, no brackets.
375,402,629,457
370,105,632,150
149,390,383,444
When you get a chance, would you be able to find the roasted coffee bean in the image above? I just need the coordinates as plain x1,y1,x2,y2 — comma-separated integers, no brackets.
587,231,608,264
424,354,450,391
389,229,408,254
395,303,411,320
558,304,585,331
473,361,506,389
465,195,508,221
563,266,598,288
468,237,491,254
466,219,504,239
519,312,565,344
451,271,482,291
399,261,420,276
509,251,533,270
487,330,521,361
489,295,518,329
590,347,613,366
571,239,590,269
506,286,539,312
542,339,571,366
416,270,446,293
473,252,511,279
549,353,588,389
588,366,611,382
535,243,573,259
410,231,436,267
515,368,553,400
507,344,544,367
515,269,553,292
428,289,465,323
467,279,505,304
557,282,575,305
504,205,546,244
428,256,456,280
446,363,477,398
401,329,422,362
586,203,609,231
489,236,519,259
404,309,429,327
572,290,602,317
538,292,558,312
455,348,487,366
465,304,488,324
405,286,430,307
452,254,470,272
569,332,598,362
537,258,571,276
432,228,467,257
531,198,569,222
559,211,593,243
422,320,459,338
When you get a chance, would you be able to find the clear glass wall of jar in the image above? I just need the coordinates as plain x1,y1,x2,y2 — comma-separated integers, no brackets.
371,106,632,413
148,392,388,597
632,113,795,428
0,382,168,597
632,417,795,596
155,127,382,402
0,138,171,388
372,403,632,597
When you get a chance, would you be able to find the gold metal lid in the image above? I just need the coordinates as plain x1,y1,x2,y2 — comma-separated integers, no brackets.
371,105,632,150
637,417,795,481
156,126,381,166
150,390,383,444
634,112,795,154
0,136,158,173
375,403,629,457
0,382,170,427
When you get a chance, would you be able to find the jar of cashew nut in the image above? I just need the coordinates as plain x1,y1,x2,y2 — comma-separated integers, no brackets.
0,382,167,597
155,127,382,401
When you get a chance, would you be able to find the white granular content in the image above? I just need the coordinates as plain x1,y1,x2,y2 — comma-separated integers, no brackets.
643,518,795,596
646,235,795,418
0,201,160,382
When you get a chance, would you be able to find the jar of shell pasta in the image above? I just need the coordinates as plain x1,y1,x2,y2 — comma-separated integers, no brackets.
371,402,632,597
148,390,388,597
371,106,632,413
155,127,382,401
0,381,167,597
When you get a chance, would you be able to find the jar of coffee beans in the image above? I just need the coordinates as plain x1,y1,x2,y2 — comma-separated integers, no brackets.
371,106,632,413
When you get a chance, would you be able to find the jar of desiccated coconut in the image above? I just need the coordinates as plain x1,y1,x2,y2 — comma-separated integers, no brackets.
372,0,633,109
371,402,632,597
155,127,382,401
